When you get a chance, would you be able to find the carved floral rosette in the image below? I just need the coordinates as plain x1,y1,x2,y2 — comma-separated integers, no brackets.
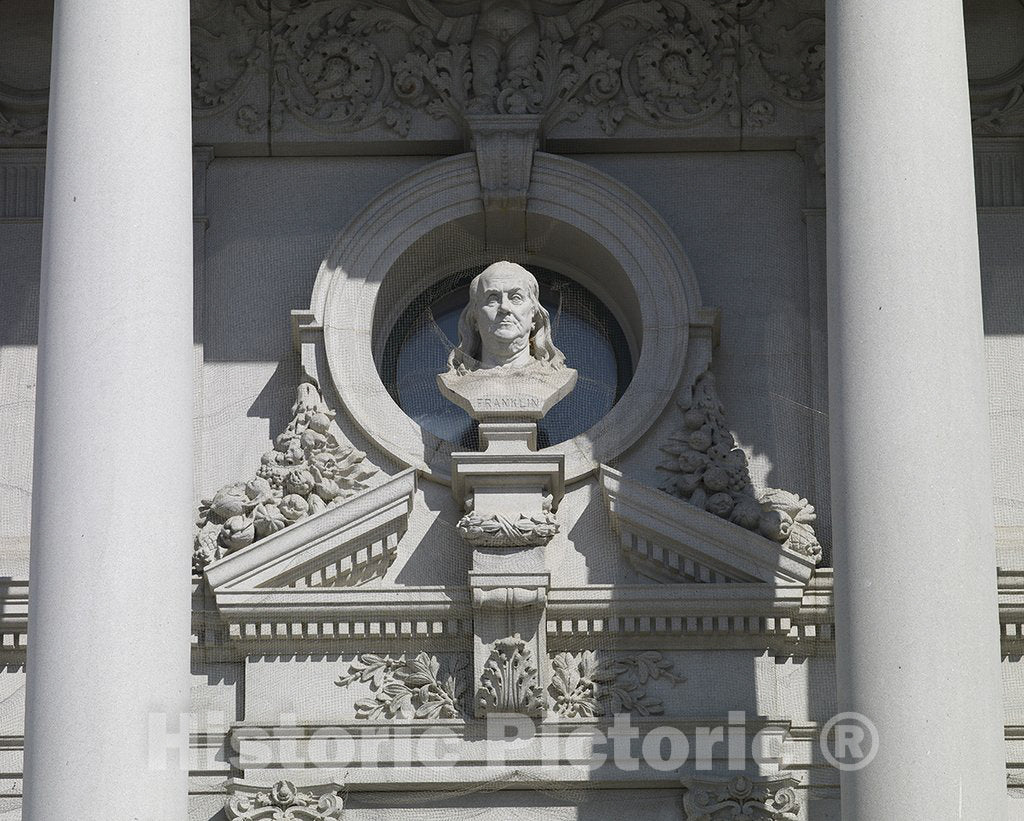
477,634,546,717
192,381,377,574
658,370,821,562
682,775,800,821
225,780,344,821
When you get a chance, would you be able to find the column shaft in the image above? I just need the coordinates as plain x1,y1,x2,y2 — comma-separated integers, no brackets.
24,1,194,817
826,1,1006,817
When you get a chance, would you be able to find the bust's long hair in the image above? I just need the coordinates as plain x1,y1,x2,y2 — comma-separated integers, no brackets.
447,263,566,371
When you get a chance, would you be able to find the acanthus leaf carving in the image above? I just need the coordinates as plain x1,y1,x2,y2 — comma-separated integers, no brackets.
681,775,800,821
477,634,546,717
739,0,824,109
225,780,345,820
549,650,684,718
657,370,822,563
336,652,467,720
193,380,378,574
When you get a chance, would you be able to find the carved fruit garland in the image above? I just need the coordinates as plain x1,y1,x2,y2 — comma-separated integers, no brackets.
193,381,377,574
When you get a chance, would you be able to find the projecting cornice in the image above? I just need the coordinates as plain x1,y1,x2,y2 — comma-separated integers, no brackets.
205,468,416,594
600,466,819,589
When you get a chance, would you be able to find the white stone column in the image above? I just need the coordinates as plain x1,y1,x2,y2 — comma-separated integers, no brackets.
23,1,194,818
826,1,1007,818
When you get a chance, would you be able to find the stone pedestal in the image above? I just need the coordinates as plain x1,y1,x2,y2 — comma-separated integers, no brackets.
826,0,1007,815
453,422,560,718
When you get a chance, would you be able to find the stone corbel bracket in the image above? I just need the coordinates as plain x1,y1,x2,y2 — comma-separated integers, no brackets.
469,571,550,719
600,466,817,592
205,469,416,599
465,113,542,247
292,308,325,386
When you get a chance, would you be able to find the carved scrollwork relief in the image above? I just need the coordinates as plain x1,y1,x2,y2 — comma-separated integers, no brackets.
681,775,800,821
477,634,546,716
739,0,824,109
548,650,684,718
185,0,832,138
193,381,378,574
658,370,822,562
225,780,345,820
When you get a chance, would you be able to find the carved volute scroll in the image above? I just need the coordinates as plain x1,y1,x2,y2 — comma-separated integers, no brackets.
225,781,344,820
681,775,800,821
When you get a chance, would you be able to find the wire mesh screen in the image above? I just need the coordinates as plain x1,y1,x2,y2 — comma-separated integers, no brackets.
379,265,634,450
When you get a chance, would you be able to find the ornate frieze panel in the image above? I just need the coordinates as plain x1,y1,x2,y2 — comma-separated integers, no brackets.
181,0,835,145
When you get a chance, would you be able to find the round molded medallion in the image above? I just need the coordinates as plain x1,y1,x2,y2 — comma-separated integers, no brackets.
312,152,702,484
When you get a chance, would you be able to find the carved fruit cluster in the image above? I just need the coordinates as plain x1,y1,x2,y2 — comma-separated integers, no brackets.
336,652,466,721
658,371,821,561
192,381,377,574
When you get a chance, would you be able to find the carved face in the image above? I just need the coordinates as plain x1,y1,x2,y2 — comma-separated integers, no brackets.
449,260,565,372
472,263,538,361
476,271,534,339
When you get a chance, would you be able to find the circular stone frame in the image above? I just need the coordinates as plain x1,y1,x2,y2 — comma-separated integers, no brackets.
311,152,703,484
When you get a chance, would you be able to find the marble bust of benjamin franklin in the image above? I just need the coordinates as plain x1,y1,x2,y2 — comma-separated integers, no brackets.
439,261,576,421
447,260,567,372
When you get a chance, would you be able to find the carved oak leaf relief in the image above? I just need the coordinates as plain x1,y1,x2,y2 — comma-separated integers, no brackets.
549,650,684,718
336,652,468,720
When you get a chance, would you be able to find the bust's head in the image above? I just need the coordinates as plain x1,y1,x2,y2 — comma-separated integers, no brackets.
448,261,566,371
